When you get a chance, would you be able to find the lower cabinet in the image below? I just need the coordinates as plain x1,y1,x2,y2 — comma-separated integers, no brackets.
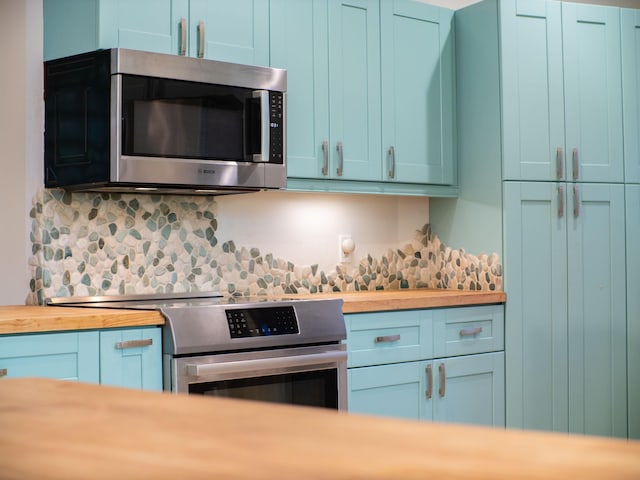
346,305,505,427
0,327,161,391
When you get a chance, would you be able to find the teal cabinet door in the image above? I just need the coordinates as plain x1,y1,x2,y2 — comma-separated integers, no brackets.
500,0,564,181
622,9,640,184
327,0,382,181
99,327,162,391
380,1,455,185
432,352,505,427
626,185,640,439
270,0,330,178
43,0,185,60
567,184,627,437
189,0,270,65
562,3,623,183
0,331,99,382
503,181,568,432
348,361,428,420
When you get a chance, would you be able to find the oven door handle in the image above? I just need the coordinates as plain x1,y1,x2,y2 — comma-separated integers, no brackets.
185,350,347,377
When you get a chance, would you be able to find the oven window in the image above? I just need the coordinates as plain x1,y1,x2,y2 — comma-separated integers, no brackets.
188,370,339,410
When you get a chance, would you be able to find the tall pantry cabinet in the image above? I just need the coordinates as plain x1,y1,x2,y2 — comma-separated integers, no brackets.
430,0,637,439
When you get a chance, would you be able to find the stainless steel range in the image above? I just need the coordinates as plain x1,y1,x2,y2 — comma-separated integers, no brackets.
48,293,347,411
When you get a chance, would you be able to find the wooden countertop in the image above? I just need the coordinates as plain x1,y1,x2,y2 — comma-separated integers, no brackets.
0,378,637,480
0,305,165,334
0,289,505,335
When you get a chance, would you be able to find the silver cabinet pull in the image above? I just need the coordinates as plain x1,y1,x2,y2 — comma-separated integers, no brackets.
336,142,344,176
321,140,329,176
573,185,580,218
179,17,187,56
0,368,7,378
426,364,433,399
556,147,563,179
572,147,579,180
438,363,446,397
558,184,565,218
459,326,482,337
374,334,400,343
197,20,205,58
115,338,153,350
388,145,395,179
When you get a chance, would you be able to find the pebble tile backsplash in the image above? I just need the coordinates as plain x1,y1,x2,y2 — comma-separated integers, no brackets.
27,189,502,305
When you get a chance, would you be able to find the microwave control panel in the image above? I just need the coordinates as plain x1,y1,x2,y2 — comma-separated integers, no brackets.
226,306,299,338
269,92,284,164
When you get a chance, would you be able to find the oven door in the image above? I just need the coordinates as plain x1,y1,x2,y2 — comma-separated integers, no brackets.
171,344,347,411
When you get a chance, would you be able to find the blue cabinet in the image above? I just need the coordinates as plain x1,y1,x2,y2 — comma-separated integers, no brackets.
504,181,627,437
0,327,162,391
346,305,505,427
272,0,457,196
501,0,623,183
622,9,640,184
43,0,270,65
626,185,640,439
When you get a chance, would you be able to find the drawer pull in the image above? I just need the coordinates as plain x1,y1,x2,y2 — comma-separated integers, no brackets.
0,368,7,378
374,334,400,344
426,364,433,399
115,339,153,350
459,327,483,337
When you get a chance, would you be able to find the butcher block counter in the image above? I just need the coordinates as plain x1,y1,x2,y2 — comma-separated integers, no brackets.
0,378,638,480
0,289,504,335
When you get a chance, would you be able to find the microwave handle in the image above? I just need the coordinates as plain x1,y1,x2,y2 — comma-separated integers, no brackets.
252,90,270,163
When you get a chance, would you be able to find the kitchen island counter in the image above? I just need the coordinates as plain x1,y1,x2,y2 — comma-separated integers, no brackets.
0,377,637,480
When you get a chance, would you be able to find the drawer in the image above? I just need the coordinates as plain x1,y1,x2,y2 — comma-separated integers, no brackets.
432,305,504,357
345,310,432,367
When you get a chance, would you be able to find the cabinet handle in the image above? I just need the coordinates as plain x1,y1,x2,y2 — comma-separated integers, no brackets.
438,363,446,397
388,146,395,179
572,147,579,180
426,364,433,399
115,339,153,350
556,147,563,179
374,334,400,343
336,142,344,176
321,140,329,176
573,185,580,218
459,326,482,337
179,17,187,56
558,184,565,218
197,20,205,58
0,368,7,378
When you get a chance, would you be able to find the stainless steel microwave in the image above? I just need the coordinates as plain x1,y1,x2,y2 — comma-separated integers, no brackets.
44,48,286,195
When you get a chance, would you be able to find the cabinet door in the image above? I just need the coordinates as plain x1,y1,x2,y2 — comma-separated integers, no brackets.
626,185,640,439
0,331,99,382
622,9,640,184
380,1,454,185
432,352,505,427
500,0,564,181
503,181,568,432
567,183,627,437
328,0,382,181
270,0,330,179
100,327,162,391
348,361,429,421
190,0,269,65
562,4,623,183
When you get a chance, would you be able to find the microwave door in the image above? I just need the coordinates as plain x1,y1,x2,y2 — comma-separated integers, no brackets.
245,90,270,163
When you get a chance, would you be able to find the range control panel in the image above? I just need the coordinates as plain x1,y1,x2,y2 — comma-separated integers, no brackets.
226,306,299,338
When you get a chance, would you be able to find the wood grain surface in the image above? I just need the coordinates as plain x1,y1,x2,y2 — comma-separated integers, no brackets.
0,378,637,480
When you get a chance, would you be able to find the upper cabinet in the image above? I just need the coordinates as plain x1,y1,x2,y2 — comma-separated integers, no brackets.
43,0,270,66
622,9,640,184
272,0,457,196
501,0,623,183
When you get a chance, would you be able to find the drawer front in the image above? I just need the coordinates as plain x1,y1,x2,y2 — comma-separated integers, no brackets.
432,305,504,357
345,310,432,367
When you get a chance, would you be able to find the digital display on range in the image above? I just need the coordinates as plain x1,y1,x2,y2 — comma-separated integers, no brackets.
226,306,299,338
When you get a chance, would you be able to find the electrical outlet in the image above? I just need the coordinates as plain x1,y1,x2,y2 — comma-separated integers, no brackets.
339,235,355,263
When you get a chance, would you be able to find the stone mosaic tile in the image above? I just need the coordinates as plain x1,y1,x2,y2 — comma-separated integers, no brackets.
27,189,502,305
